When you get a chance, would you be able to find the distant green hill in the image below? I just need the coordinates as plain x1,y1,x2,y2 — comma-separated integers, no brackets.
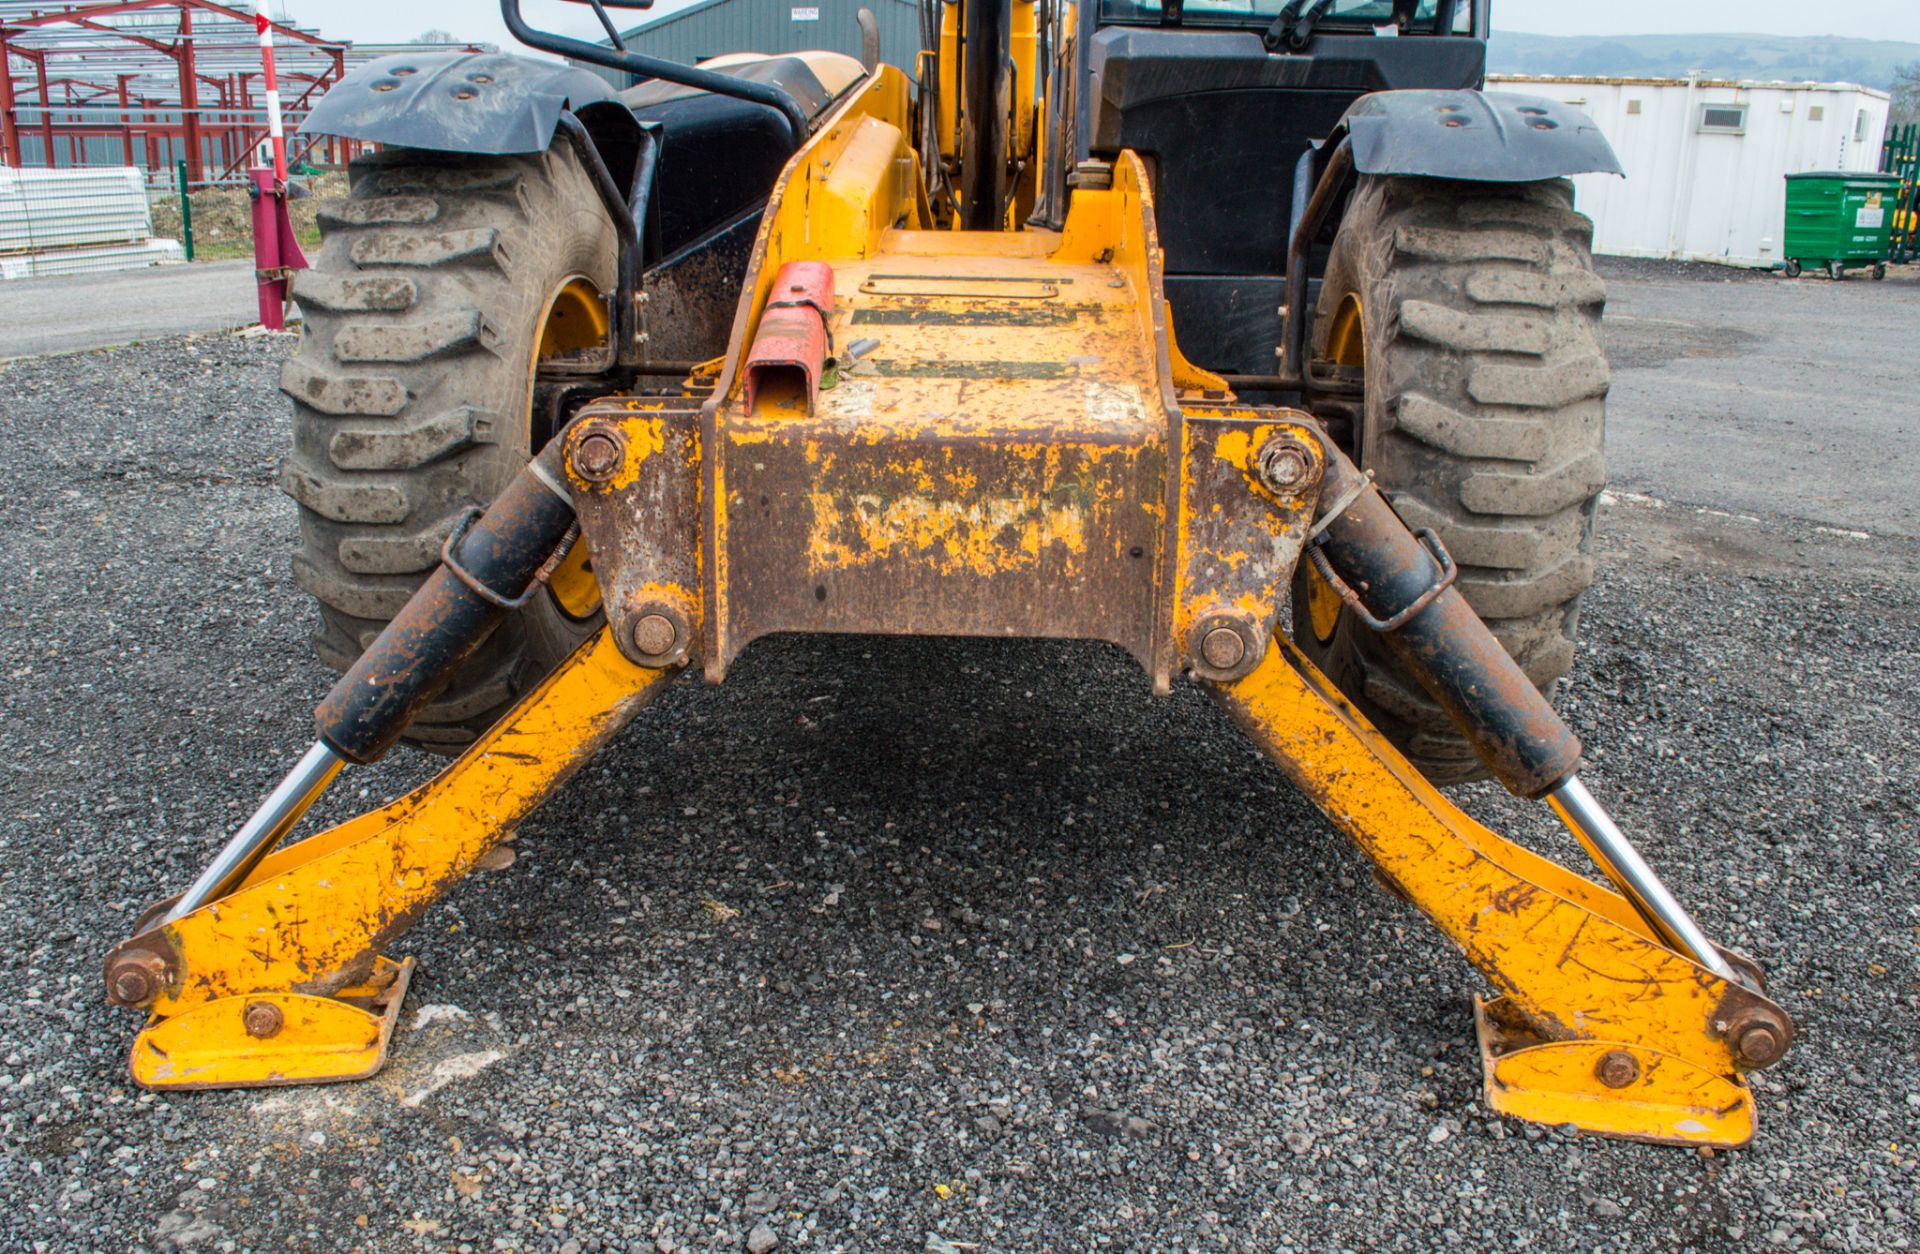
1487,31,1919,91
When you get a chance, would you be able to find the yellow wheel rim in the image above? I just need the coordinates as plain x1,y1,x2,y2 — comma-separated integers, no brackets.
1307,293,1365,644
539,277,610,361
544,534,601,620
533,277,610,620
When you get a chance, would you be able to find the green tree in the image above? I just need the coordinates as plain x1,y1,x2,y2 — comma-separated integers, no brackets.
412,28,499,55
1893,61,1920,126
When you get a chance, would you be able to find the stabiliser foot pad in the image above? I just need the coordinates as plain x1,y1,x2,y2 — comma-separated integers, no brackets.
129,956,415,1091
1474,996,1754,1148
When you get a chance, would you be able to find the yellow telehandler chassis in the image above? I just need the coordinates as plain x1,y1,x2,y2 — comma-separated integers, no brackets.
105,68,1792,1147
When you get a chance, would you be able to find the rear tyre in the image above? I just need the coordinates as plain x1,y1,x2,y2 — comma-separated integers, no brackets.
281,142,616,753
1291,175,1609,785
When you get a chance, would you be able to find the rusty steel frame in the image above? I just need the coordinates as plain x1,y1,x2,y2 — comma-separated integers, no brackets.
0,0,481,181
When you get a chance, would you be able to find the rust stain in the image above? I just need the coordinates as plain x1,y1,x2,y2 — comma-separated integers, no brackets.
807,491,1089,576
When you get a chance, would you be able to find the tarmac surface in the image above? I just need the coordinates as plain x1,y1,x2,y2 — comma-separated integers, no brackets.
0,258,1914,1252
1598,258,1920,539
0,260,259,361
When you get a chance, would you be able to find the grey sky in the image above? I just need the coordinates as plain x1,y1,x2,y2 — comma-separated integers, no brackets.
283,0,1919,47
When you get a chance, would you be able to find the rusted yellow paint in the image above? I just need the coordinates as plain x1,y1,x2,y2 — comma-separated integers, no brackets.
1212,427,1255,467
704,121,1191,671
807,490,1089,577
155,630,673,1018
624,412,670,463
1167,413,1317,649
131,958,412,1091
624,577,700,616
1214,637,1754,1113
1475,998,1754,1147
565,411,674,495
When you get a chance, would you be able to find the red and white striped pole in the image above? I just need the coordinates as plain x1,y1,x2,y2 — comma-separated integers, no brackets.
249,10,305,329
256,12,288,183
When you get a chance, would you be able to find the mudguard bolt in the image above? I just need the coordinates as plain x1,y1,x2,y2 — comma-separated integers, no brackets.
1735,1023,1784,1067
1595,1049,1639,1089
1201,626,1247,671
243,1001,285,1039
632,613,678,658
570,431,623,483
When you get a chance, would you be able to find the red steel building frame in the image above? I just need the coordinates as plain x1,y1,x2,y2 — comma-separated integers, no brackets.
0,1,481,183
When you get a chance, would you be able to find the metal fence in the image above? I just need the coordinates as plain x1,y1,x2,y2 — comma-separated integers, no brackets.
1882,121,1918,265
0,164,185,280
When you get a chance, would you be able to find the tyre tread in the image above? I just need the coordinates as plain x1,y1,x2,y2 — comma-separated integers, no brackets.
1299,176,1610,784
282,148,613,752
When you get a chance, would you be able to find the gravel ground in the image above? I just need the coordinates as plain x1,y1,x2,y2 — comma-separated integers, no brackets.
0,310,1916,1253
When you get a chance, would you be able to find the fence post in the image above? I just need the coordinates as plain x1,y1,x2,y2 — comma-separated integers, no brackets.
176,158,194,261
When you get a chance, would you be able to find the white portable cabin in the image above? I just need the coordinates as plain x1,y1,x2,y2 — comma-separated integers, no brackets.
1488,74,1892,268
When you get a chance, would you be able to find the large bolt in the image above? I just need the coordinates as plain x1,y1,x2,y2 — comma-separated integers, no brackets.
632,612,678,659
1735,1023,1784,1068
570,431,624,483
1189,614,1264,681
1255,435,1321,495
1200,626,1247,671
1595,1049,1640,1089
106,952,168,1007
243,1000,284,1040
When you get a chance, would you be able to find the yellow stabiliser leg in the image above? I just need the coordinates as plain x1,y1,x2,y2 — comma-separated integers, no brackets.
119,629,674,1090
1213,637,1766,1148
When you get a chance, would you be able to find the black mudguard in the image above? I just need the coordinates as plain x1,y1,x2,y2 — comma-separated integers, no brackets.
300,50,641,160
1336,89,1622,182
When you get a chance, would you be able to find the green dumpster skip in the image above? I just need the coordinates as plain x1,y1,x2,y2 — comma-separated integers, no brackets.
1782,170,1901,280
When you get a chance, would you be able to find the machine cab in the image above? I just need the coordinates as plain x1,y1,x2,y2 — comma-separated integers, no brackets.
1080,0,1492,371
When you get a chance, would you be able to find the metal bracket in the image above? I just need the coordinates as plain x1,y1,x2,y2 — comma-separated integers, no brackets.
562,400,705,670
108,631,674,1089
439,509,578,611
130,958,414,1091
1211,637,1790,1147
1474,997,1754,1148
1307,525,1457,633
1175,407,1325,682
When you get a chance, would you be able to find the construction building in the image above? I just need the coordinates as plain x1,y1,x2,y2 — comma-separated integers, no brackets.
582,0,921,87
0,0,481,185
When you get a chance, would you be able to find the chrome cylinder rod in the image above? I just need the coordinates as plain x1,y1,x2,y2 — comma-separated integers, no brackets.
162,741,344,925
1547,774,1738,982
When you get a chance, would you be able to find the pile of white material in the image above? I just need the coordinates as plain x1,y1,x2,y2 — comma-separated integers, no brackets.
0,165,186,281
